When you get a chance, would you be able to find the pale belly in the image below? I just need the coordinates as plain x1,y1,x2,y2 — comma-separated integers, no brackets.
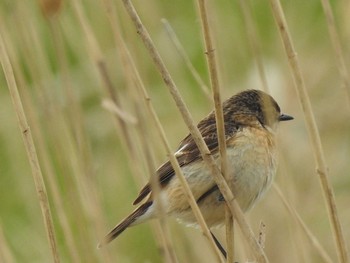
164,128,277,227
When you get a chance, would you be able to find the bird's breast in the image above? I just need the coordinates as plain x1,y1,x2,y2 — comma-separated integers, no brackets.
164,127,277,216
225,127,277,211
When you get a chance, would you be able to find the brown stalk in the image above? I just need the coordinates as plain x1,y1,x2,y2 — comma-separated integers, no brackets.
161,19,212,100
1,22,81,262
121,0,268,262
0,224,14,263
74,0,179,259
99,0,179,260
71,0,143,190
121,36,225,263
0,30,60,263
38,0,62,18
195,0,233,261
273,184,333,263
319,0,350,105
136,103,179,263
237,0,269,92
269,1,349,262
15,7,105,260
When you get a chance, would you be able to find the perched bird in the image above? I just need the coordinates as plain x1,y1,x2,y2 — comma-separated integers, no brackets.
99,89,293,247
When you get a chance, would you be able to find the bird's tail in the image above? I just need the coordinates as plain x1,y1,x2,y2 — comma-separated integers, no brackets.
98,201,153,248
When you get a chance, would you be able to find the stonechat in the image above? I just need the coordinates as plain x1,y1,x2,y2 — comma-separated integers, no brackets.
99,89,293,246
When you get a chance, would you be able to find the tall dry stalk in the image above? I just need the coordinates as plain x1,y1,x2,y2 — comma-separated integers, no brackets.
269,1,349,262
120,21,226,263
1,22,81,262
161,19,211,100
319,0,350,105
121,0,268,262
237,0,269,93
0,29,60,263
273,184,333,263
99,0,180,260
195,0,233,261
0,225,14,263
73,0,185,260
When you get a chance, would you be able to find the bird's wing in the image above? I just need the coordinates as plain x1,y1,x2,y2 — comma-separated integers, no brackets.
133,114,241,205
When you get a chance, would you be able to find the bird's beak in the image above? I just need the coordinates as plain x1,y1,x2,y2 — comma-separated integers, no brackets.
279,114,294,121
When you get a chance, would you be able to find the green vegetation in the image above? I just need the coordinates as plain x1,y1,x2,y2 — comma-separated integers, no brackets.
0,0,349,262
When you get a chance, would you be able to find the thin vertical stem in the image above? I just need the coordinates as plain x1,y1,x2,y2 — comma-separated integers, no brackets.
269,1,349,262
196,1,233,260
121,0,268,261
0,30,60,263
273,184,333,263
0,225,14,263
237,0,269,92
99,0,179,260
319,0,350,105
161,19,212,100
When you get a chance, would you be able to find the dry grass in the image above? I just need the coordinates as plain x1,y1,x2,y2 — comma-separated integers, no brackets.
0,0,349,262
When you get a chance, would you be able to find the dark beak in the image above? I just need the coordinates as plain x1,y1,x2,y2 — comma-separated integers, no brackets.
279,114,294,121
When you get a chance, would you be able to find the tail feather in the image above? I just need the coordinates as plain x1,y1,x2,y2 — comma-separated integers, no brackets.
98,201,153,248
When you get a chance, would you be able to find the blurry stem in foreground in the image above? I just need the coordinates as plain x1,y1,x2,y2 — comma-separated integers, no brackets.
269,1,349,262
273,184,333,263
195,0,232,261
121,0,268,262
319,0,350,106
100,0,179,260
0,29,60,263
161,19,212,100
237,0,269,93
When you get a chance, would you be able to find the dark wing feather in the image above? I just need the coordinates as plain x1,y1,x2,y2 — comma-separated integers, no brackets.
133,112,241,205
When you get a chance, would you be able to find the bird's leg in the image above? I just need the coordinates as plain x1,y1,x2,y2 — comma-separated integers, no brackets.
210,231,227,259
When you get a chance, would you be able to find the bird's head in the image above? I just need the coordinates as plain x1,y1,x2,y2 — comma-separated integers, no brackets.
225,89,293,130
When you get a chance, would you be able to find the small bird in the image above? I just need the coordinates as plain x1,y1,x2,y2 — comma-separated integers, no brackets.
99,89,293,247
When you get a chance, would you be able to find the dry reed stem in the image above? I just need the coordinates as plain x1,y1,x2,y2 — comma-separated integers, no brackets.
131,73,177,263
43,28,110,263
161,19,212,100
124,46,180,263
72,0,129,196
136,104,179,263
257,221,266,249
102,99,138,124
0,224,14,263
196,0,233,261
98,0,179,260
0,19,81,262
113,12,224,261
119,30,224,263
38,0,62,18
71,0,141,189
273,184,333,263
320,0,350,105
0,30,60,263
51,107,106,262
31,28,98,263
225,207,234,263
15,9,106,261
237,0,269,93
121,0,268,262
48,16,116,262
162,14,266,259
136,75,225,263
48,16,92,168
269,1,349,262
71,4,160,250
127,51,179,263
109,28,177,260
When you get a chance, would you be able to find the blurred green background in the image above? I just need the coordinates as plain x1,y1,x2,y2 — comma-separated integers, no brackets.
0,0,349,262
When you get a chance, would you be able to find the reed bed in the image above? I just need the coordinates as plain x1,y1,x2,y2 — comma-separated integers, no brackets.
0,0,349,262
